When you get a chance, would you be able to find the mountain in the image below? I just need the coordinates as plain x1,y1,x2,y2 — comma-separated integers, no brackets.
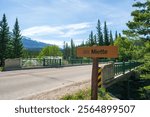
22,36,51,49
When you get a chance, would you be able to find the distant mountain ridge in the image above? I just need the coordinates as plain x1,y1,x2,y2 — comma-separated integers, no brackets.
22,36,52,49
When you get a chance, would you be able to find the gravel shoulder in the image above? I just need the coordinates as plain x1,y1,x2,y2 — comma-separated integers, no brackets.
20,80,91,100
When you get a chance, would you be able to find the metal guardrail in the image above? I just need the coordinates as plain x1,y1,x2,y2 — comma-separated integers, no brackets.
22,58,92,68
22,58,142,72
114,61,142,76
22,58,62,68
68,59,92,65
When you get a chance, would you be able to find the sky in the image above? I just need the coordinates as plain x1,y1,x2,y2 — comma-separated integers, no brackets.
0,0,139,47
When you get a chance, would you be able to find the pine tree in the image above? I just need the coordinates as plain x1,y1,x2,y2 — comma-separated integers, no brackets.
104,21,109,45
80,40,85,46
63,41,70,60
12,18,23,58
94,34,97,45
0,14,9,67
6,36,13,58
63,41,66,59
96,19,103,45
70,39,76,59
88,31,94,46
110,30,113,45
119,33,122,38
123,0,150,40
115,31,118,40
65,42,70,60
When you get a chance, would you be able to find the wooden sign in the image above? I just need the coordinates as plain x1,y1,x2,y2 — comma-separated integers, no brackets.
76,46,118,100
77,46,118,58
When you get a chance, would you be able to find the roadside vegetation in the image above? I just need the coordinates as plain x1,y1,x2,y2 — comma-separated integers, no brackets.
61,88,112,100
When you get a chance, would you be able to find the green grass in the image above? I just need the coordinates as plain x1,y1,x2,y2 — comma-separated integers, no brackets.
0,67,4,72
61,88,112,100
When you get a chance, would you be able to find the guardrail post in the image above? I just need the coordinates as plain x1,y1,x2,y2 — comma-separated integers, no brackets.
43,58,45,66
123,61,125,74
88,59,90,64
59,59,61,66
71,59,73,65
81,59,82,64
129,61,131,71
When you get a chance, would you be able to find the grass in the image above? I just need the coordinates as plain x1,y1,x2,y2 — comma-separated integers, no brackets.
61,88,112,100
0,67,4,72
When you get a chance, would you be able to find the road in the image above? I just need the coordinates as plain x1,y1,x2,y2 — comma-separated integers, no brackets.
0,65,92,99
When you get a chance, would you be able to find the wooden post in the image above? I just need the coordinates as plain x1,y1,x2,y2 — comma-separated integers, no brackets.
76,46,118,100
91,58,98,100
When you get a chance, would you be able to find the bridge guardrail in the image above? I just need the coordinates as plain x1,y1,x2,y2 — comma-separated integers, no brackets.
22,58,92,68
114,61,142,76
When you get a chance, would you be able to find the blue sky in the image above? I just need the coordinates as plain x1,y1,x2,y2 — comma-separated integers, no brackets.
0,0,139,47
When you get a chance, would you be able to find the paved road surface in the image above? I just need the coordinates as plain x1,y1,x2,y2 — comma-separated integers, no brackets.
0,65,92,99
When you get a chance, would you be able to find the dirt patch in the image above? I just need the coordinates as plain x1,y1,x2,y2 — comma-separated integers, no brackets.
20,80,91,100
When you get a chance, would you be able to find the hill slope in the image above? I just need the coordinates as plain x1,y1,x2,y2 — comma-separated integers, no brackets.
22,36,51,49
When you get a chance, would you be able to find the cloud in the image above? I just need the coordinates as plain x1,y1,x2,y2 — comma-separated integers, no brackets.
32,37,84,48
22,22,92,37
22,26,63,36
33,38,64,47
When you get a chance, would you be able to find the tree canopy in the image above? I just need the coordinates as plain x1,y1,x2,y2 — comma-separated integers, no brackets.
123,0,150,40
39,45,62,58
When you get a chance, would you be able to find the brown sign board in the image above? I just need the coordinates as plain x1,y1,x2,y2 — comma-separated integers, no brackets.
77,46,118,58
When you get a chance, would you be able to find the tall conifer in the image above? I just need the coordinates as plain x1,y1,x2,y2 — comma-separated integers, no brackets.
0,14,9,67
96,19,103,45
12,18,23,58
104,21,109,45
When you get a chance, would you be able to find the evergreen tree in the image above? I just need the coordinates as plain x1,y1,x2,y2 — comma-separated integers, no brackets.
12,18,23,58
96,19,103,45
63,41,70,60
0,14,9,67
115,31,118,40
110,30,113,45
94,34,97,45
80,40,85,46
119,33,122,38
123,0,150,40
63,41,66,59
70,39,76,59
104,21,109,45
6,36,13,58
65,42,70,60
88,31,94,46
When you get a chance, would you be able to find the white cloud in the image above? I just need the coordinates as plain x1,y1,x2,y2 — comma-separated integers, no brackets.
22,22,92,37
32,38,64,47
22,22,91,48
65,22,91,30
61,30,87,38
22,26,64,36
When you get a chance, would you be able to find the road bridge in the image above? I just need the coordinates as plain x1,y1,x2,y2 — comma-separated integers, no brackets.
100,62,142,88
0,61,142,99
